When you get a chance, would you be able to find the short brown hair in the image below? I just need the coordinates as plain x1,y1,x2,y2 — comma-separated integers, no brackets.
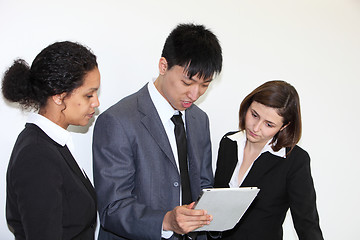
239,80,302,152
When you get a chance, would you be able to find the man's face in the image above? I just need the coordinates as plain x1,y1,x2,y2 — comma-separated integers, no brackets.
155,60,213,111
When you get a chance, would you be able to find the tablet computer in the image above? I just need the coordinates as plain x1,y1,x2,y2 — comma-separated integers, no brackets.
193,187,260,231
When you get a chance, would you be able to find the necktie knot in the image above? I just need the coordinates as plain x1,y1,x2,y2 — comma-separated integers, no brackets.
171,112,183,126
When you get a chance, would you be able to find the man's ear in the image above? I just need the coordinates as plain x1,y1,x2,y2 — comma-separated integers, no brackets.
52,93,66,105
158,57,168,75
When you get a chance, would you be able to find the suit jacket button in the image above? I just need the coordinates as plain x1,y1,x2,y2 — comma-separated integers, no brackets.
173,182,179,187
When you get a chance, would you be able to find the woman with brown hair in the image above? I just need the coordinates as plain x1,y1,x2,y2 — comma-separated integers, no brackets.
213,80,323,240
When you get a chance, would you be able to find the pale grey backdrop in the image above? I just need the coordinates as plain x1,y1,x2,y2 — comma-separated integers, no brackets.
1,0,359,239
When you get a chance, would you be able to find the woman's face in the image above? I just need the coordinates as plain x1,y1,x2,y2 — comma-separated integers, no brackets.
245,101,286,147
61,67,100,128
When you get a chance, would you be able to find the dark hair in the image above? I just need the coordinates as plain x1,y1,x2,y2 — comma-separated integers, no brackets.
2,41,97,110
161,23,222,80
239,80,302,152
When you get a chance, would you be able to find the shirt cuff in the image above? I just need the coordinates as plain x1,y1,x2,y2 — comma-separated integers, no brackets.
162,227,173,239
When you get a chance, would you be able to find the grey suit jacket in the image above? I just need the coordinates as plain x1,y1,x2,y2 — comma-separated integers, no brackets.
93,84,213,240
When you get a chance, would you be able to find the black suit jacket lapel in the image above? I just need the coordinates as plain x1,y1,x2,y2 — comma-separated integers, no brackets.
58,143,97,202
214,132,283,188
241,152,282,187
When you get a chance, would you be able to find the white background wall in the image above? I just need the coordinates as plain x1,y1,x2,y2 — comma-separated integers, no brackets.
1,0,359,239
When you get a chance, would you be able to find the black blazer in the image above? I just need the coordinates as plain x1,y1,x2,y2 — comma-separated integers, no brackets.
213,131,323,240
6,123,97,240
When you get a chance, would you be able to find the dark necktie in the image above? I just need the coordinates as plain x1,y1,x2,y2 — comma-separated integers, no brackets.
171,112,192,205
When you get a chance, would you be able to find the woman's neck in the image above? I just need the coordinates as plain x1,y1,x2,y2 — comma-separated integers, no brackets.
38,105,68,129
244,139,267,156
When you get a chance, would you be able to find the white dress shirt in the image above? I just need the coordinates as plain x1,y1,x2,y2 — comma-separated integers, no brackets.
227,131,286,188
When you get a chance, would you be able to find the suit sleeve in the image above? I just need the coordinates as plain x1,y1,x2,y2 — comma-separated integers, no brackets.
93,112,165,240
9,145,63,240
287,148,324,240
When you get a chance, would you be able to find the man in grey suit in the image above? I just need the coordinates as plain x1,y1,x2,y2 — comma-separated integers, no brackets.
93,23,223,240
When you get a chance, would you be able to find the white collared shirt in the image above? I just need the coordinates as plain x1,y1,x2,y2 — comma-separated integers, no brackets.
147,80,185,173
227,131,286,188
27,112,85,175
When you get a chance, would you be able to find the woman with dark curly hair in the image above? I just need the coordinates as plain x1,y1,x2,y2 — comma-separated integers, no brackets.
213,80,323,240
2,41,100,240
